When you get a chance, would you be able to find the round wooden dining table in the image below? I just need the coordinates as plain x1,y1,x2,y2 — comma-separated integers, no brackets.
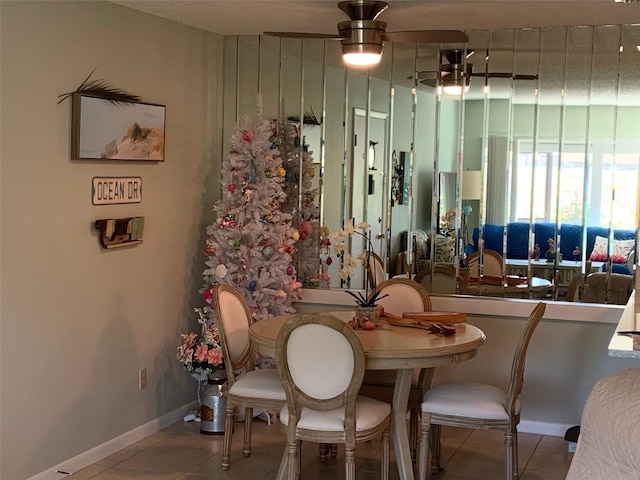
249,310,486,480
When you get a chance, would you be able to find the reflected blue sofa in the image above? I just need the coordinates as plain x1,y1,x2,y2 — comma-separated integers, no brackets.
471,222,637,275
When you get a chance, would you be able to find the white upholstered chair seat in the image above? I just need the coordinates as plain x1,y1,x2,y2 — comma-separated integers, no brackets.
228,368,286,401
422,383,521,421
280,395,391,432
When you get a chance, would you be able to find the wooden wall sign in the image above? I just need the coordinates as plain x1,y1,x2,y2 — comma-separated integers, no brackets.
92,176,142,205
94,217,145,249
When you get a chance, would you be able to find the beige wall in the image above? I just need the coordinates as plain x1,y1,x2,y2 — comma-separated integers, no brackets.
0,2,223,478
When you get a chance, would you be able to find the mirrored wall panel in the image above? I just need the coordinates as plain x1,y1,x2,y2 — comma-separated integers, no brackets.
222,25,640,304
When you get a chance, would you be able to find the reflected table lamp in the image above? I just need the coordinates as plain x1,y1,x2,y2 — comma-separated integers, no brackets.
461,170,482,251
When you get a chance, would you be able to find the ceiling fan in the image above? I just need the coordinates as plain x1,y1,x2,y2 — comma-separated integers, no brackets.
265,0,469,67
417,49,538,95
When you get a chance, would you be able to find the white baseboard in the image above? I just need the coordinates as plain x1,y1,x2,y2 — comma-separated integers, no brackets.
519,419,575,438
27,401,199,480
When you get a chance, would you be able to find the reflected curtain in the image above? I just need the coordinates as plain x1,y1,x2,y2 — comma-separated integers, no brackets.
486,135,508,225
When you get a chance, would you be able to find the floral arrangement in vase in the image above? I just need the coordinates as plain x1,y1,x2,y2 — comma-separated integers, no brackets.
332,219,388,329
177,308,224,382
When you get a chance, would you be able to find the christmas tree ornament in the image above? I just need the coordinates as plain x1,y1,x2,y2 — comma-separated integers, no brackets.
249,280,257,291
221,214,236,228
277,289,287,299
286,265,294,275
298,221,313,240
205,239,215,255
292,231,300,241
277,166,286,177
215,264,228,278
242,130,253,143
285,171,291,181
262,246,274,260
307,167,315,177
227,184,236,193
244,188,254,202
326,256,333,266
264,168,273,178
233,240,241,251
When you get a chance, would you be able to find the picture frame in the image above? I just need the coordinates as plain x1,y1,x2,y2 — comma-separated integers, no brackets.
71,93,165,161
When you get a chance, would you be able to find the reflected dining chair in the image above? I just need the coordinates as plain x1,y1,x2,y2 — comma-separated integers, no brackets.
366,251,386,289
414,266,464,294
417,302,546,480
212,284,287,471
275,313,391,480
467,248,504,278
359,278,432,460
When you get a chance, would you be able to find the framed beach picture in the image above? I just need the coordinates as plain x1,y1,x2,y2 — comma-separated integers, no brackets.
71,93,165,161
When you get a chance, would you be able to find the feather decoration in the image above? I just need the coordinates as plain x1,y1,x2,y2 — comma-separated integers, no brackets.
57,67,140,106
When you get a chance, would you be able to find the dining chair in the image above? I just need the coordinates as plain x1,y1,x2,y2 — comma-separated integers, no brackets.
212,284,287,471
467,249,504,278
366,251,386,289
275,313,391,480
360,277,432,460
417,301,546,480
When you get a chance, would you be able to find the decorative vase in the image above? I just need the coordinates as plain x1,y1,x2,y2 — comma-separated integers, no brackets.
200,370,227,435
355,304,383,326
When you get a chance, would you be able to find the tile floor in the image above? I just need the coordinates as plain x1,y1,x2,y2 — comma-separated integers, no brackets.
69,418,573,479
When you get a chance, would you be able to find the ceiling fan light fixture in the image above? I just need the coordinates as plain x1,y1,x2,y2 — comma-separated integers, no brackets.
441,84,470,96
342,43,383,66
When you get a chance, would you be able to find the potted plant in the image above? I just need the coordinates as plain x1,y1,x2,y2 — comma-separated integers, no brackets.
346,289,388,329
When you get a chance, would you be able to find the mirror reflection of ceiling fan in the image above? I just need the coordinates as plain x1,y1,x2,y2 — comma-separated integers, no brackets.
265,0,469,67
417,49,539,95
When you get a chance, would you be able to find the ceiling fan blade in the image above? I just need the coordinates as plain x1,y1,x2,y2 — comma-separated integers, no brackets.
420,79,439,88
382,30,469,44
264,32,345,40
513,74,539,80
412,71,439,80
471,72,539,80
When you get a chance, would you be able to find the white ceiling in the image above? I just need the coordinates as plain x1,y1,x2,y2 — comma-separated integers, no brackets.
108,0,640,36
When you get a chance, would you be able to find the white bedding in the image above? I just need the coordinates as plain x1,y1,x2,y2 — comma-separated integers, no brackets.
566,367,640,480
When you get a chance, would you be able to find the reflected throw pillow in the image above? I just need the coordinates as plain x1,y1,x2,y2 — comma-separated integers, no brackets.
611,238,635,264
589,235,608,262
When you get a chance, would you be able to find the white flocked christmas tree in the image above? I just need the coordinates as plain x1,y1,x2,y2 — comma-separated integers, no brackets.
280,121,322,288
201,108,301,360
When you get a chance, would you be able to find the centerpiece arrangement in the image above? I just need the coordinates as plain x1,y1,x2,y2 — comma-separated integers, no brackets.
332,219,388,329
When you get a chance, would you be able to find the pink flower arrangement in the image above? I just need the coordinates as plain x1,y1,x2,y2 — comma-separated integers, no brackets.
177,308,225,381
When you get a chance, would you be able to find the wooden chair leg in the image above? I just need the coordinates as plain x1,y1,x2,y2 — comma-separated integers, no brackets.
286,441,297,480
319,443,329,463
243,407,254,457
417,413,431,480
504,430,514,480
296,440,302,480
222,402,235,470
512,428,519,479
382,427,390,480
410,408,419,461
344,446,356,480
430,424,444,473
330,443,338,457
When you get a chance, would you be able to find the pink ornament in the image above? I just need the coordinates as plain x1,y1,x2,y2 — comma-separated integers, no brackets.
298,221,313,240
242,130,254,143
227,184,235,193
277,289,286,299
